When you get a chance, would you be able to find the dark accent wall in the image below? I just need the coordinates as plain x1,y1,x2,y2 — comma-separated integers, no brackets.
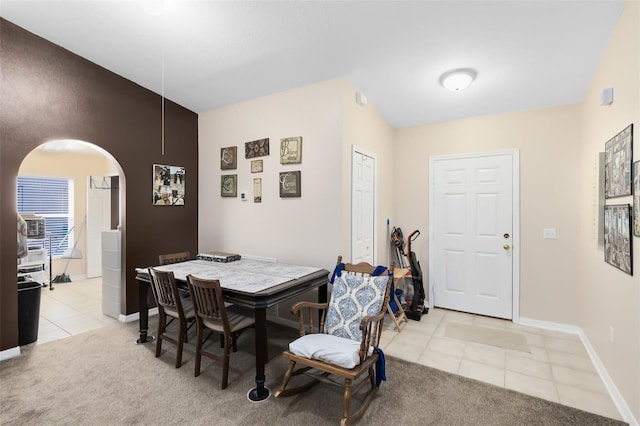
0,19,199,351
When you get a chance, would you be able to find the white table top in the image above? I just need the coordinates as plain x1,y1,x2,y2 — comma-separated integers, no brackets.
136,259,324,294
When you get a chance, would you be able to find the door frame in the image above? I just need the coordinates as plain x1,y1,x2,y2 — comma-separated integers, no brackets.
351,145,377,265
428,149,520,320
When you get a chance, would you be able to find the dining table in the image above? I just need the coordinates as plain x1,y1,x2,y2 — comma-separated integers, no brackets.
134,257,329,402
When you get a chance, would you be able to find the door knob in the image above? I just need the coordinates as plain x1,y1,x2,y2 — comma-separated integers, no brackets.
503,244,511,250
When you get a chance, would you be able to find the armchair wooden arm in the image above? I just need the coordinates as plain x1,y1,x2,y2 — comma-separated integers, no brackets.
291,301,329,337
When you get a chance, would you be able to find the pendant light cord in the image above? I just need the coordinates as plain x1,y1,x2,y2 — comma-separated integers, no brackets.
161,12,165,156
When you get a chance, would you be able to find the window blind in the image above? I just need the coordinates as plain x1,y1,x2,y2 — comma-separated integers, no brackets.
17,177,72,257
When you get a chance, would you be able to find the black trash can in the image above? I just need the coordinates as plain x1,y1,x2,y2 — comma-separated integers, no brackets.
18,280,42,346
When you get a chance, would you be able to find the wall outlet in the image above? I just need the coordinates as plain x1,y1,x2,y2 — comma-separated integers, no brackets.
609,326,615,343
543,228,557,239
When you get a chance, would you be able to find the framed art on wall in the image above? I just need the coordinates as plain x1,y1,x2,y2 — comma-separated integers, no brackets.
280,136,302,164
604,204,632,275
604,124,633,198
221,174,237,197
220,146,237,170
279,170,301,198
245,138,270,158
253,178,262,203
153,164,185,206
251,159,263,173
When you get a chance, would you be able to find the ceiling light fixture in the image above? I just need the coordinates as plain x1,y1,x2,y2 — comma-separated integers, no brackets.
439,68,477,92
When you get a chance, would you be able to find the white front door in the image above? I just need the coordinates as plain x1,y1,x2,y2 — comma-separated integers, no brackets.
430,150,518,319
86,176,112,278
352,147,376,264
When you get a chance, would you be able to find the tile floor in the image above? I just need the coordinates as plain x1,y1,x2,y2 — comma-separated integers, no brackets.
34,282,622,422
379,308,622,421
36,277,118,345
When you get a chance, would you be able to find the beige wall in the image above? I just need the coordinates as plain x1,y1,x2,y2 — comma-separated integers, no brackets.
578,0,639,420
18,148,117,278
198,78,395,269
395,105,583,325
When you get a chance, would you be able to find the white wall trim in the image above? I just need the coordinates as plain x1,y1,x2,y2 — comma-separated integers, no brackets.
517,316,637,426
119,307,158,323
0,346,21,362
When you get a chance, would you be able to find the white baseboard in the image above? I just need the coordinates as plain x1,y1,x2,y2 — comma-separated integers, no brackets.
0,346,21,362
119,307,158,323
517,316,637,426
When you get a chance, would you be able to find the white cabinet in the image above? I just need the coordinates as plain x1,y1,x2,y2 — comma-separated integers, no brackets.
101,230,121,319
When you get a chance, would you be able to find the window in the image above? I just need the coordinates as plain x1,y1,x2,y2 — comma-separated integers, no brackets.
17,177,74,257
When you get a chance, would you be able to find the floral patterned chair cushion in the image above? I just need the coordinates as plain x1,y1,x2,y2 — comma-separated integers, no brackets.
324,273,389,342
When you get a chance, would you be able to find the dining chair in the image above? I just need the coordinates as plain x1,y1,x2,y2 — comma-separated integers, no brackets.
148,267,196,368
274,255,393,425
186,274,255,389
158,251,191,265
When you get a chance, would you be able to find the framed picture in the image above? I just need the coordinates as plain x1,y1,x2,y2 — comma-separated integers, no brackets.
245,138,270,158
604,204,632,275
253,178,262,203
251,159,263,173
221,174,237,197
153,164,185,206
634,161,640,237
280,136,302,164
220,146,237,170
279,170,301,198
605,124,633,198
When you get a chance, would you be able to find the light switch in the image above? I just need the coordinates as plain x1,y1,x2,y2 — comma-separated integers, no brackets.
543,228,556,239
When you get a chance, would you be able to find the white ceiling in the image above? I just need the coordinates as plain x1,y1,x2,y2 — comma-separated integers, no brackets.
0,1,626,129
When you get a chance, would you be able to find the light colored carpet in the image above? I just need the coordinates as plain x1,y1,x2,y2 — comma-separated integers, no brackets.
445,322,531,353
0,319,625,425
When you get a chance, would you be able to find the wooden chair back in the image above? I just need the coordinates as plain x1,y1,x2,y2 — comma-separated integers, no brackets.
186,275,230,334
333,255,393,356
148,267,185,317
158,251,191,265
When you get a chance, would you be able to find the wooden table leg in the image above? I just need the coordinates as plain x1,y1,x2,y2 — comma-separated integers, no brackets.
136,278,155,344
247,306,270,402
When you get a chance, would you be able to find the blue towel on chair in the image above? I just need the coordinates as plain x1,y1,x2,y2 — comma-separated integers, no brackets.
331,263,388,283
371,265,388,276
376,348,386,387
330,263,345,283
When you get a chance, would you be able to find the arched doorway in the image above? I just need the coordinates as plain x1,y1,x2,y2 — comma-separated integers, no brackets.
18,139,126,344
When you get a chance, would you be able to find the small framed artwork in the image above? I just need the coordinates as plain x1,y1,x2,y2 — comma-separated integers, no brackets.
280,136,302,164
279,170,301,198
605,124,633,198
604,204,632,275
220,146,237,170
221,174,237,197
253,178,262,203
251,159,263,173
245,138,270,158
634,161,640,237
153,164,185,206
